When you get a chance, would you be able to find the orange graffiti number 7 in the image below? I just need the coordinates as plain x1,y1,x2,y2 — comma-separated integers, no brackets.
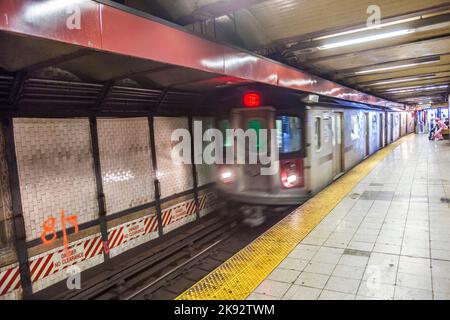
41,210,79,256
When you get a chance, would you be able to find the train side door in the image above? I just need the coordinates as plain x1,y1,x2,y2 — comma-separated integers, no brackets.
331,112,344,178
365,113,370,157
390,113,394,142
379,113,384,147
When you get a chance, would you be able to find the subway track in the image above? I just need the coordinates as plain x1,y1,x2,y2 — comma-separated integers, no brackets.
126,204,297,300
41,203,296,300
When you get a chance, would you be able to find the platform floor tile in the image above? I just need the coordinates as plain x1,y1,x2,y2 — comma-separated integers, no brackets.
178,134,450,300
247,135,450,300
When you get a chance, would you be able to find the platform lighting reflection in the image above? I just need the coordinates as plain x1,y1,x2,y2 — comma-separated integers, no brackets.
155,170,164,179
318,87,341,96
278,79,318,87
104,170,135,183
354,59,439,75
318,29,415,50
215,15,231,23
201,55,259,70
337,92,361,99
25,0,86,19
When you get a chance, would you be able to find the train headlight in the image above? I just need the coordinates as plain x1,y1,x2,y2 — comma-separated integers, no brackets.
221,171,232,179
286,174,297,184
280,159,304,188
219,169,234,184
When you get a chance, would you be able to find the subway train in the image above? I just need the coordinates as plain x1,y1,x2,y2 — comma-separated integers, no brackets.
213,86,414,221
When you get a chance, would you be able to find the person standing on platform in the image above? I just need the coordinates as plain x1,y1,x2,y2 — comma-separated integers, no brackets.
433,118,448,141
418,118,424,134
429,117,436,140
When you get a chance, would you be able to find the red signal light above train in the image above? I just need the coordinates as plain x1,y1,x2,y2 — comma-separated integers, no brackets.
243,93,261,107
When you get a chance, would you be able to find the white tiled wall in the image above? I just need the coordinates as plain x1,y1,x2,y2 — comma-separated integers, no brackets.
194,117,216,187
97,118,155,215
154,117,193,199
0,127,12,248
13,118,99,241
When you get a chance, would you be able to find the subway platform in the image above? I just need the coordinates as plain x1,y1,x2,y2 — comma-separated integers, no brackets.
178,134,450,300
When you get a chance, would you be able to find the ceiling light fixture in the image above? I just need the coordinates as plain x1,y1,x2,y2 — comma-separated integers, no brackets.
354,58,439,75
364,74,436,86
384,84,448,94
313,17,419,41
318,29,415,50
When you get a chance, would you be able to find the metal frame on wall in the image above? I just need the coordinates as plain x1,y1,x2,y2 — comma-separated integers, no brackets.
89,117,110,261
1,118,32,298
148,116,164,238
188,116,201,220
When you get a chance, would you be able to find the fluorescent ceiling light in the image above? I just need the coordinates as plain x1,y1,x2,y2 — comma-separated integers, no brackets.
354,59,439,75
318,29,415,50
385,84,447,92
355,63,418,74
385,84,448,94
313,17,419,41
366,74,435,86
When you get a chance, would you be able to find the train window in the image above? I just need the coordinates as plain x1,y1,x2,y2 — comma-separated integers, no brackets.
247,119,264,152
314,117,322,150
219,119,232,147
276,116,301,153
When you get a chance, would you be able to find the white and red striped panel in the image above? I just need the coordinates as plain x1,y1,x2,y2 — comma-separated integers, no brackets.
29,233,104,293
161,198,197,227
109,192,220,255
0,264,21,298
199,191,221,217
162,191,221,233
0,235,104,297
28,236,104,285
108,214,159,258
161,197,197,233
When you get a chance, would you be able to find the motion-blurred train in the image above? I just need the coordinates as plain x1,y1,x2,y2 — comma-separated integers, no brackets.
213,86,414,221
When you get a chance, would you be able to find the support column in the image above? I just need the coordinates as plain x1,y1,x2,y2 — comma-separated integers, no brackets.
89,118,110,261
188,116,200,220
148,117,163,237
2,118,32,298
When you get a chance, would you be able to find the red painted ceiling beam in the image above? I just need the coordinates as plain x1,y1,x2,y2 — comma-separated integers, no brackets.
0,0,404,109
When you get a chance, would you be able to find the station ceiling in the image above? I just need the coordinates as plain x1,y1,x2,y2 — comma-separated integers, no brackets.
119,0,450,106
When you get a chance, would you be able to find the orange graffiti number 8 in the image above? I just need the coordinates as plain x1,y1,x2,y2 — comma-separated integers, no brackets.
41,210,79,254
41,216,57,245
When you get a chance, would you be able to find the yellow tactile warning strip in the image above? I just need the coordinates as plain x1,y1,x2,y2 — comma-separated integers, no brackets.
177,135,414,300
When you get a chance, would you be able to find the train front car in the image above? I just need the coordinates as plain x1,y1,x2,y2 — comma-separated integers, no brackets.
216,88,309,225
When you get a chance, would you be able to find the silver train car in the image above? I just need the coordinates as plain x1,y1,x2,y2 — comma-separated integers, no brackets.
214,86,414,217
